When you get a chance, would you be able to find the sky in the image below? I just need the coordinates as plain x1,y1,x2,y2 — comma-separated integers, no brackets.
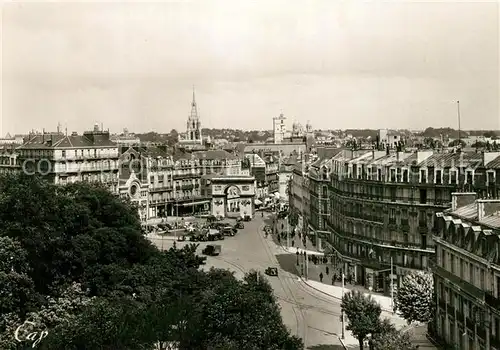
1,0,499,135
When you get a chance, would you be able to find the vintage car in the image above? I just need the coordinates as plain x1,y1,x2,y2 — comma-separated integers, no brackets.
265,267,278,276
235,222,244,229
202,244,221,256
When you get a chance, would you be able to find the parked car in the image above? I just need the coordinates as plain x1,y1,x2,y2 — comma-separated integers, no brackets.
207,229,224,241
243,215,251,221
222,227,235,236
235,222,244,229
202,244,221,256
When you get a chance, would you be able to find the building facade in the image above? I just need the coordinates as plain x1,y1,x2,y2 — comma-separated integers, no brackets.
433,192,500,350
119,145,254,221
288,148,500,295
202,174,256,219
16,124,120,193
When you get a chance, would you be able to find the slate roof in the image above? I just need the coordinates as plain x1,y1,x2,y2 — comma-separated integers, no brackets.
192,150,238,160
21,133,116,149
487,155,500,168
478,213,500,229
450,203,478,220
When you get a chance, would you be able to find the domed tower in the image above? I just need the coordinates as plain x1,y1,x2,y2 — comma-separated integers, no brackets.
306,120,313,135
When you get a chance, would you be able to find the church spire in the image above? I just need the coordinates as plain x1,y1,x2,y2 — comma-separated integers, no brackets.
192,85,196,107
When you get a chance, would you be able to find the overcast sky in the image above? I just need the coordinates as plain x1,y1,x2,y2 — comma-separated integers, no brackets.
2,0,499,135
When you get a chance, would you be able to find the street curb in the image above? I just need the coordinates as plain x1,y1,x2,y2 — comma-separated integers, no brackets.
338,337,348,350
298,276,394,313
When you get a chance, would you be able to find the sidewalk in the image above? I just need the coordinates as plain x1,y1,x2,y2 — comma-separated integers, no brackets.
282,246,324,256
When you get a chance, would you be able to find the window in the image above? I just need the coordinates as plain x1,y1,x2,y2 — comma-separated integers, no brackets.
488,171,496,185
436,170,442,184
450,254,455,273
435,189,442,204
389,208,396,224
422,234,427,248
377,169,382,181
61,150,66,158
469,264,474,284
403,169,409,182
420,189,427,204
390,169,396,182
420,169,427,183
480,269,485,289
390,187,396,202
466,171,473,184
450,170,457,184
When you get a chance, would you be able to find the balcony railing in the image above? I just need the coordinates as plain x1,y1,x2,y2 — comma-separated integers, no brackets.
485,291,500,309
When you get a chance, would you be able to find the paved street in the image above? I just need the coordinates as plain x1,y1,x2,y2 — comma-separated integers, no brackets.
148,213,437,349
148,213,348,349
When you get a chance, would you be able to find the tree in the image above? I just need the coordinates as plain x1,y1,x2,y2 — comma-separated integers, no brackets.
448,139,466,148
0,174,303,349
395,271,434,324
341,290,381,350
370,319,416,350
0,174,157,295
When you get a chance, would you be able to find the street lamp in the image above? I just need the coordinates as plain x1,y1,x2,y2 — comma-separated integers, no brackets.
341,272,345,339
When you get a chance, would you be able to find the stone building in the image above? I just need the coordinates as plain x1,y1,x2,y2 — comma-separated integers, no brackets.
289,148,500,295
433,192,500,350
16,123,119,193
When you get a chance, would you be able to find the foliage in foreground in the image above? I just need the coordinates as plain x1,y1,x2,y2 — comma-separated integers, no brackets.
341,290,418,350
0,173,303,350
395,271,434,324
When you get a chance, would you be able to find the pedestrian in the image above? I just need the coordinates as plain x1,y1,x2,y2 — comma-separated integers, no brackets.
325,266,329,275
333,273,337,284
319,272,323,283
291,240,295,247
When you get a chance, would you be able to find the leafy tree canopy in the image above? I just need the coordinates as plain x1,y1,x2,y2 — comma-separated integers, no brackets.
341,290,381,350
0,174,302,350
395,271,434,324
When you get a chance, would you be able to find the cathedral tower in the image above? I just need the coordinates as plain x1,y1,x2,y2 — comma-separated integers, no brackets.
186,87,202,144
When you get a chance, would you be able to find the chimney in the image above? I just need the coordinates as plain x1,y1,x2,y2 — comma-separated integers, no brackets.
477,199,500,221
42,128,45,143
483,151,500,166
451,192,477,211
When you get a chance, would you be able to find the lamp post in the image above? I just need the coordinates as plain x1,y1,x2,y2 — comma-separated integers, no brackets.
341,272,345,339
390,256,394,313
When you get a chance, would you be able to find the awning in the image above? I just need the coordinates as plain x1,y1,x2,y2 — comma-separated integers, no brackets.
254,199,263,205
182,200,210,207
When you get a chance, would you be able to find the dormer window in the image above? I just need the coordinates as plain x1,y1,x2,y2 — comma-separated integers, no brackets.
450,169,457,184
420,169,427,183
377,168,382,181
390,168,396,182
487,171,495,185
402,169,409,182
466,170,474,184
435,170,442,184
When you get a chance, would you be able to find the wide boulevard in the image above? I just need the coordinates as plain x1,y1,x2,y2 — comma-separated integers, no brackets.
148,213,346,349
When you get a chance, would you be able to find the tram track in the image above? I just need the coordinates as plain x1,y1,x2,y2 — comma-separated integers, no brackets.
255,224,309,344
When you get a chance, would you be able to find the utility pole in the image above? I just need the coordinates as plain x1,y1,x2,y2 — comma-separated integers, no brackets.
390,256,394,313
457,101,461,144
286,216,290,249
341,272,345,339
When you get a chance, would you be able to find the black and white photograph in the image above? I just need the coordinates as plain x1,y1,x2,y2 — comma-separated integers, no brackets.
1,1,499,349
